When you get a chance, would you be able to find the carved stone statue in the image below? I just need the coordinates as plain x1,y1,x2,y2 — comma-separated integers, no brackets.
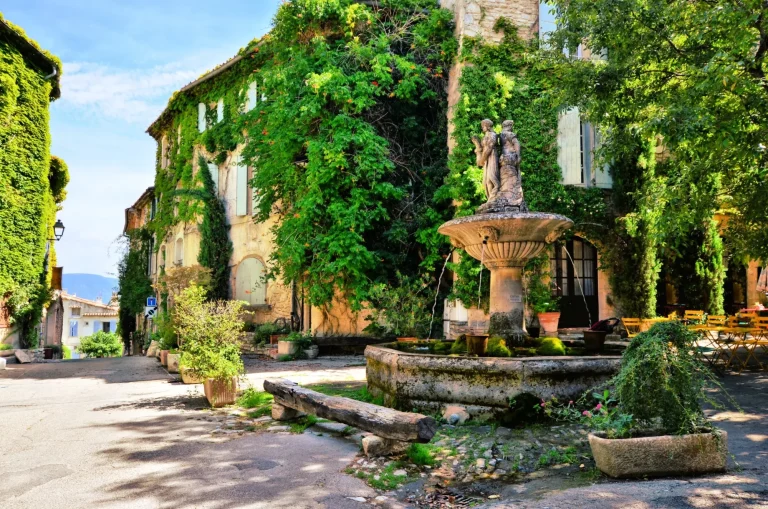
471,119,500,202
475,119,528,213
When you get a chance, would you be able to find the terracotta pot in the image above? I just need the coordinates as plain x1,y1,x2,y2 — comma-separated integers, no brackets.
160,350,169,366
43,347,53,360
538,312,561,336
203,377,238,407
589,430,727,478
180,368,202,384
583,330,607,353
396,337,419,343
466,335,488,356
277,340,299,356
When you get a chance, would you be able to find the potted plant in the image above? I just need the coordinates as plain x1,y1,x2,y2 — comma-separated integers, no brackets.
523,254,560,337
166,349,181,373
175,285,245,406
585,321,730,477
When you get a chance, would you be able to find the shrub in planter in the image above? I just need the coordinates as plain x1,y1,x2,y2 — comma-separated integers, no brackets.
279,331,314,358
77,331,123,358
592,321,731,477
450,335,467,354
253,322,288,346
175,285,245,405
537,337,565,356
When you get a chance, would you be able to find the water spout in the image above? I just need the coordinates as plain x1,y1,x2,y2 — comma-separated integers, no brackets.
428,249,455,340
563,245,592,328
478,237,488,308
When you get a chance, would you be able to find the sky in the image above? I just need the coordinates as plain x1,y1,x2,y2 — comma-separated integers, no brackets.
3,0,282,277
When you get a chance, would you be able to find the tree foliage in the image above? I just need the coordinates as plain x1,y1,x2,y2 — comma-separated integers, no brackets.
78,331,123,358
549,0,768,264
196,155,232,301
117,232,154,344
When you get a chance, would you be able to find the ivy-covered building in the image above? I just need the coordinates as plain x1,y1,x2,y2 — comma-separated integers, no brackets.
0,14,68,349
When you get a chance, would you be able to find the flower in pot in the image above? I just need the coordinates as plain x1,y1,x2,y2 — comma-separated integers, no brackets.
586,321,732,477
175,285,245,406
523,254,560,337
278,331,317,359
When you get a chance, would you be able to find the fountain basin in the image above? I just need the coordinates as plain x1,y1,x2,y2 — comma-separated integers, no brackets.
438,211,573,267
365,343,621,417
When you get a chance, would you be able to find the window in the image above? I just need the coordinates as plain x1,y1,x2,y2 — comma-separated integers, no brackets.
217,98,224,123
198,103,206,132
245,81,258,112
557,108,612,188
102,322,111,333
207,162,219,193
161,135,169,169
150,197,157,220
69,320,78,337
147,237,155,275
235,258,267,306
175,238,184,266
236,157,248,216
538,1,556,45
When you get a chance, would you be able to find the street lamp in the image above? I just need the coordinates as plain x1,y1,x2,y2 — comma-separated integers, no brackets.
52,219,65,241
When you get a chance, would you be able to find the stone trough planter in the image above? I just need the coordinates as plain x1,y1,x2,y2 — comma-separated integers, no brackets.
365,343,621,416
588,430,728,478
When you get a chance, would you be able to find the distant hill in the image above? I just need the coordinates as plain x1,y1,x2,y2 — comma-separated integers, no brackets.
62,273,118,303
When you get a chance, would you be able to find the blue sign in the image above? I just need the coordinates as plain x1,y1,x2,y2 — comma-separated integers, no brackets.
146,296,157,307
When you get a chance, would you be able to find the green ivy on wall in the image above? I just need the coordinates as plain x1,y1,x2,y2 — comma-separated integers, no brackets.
117,230,154,344
0,13,66,346
239,0,458,311
196,155,233,301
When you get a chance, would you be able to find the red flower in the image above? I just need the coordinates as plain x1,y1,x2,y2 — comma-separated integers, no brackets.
595,403,603,411
568,400,574,405
262,129,268,135
582,410,592,418
372,81,379,86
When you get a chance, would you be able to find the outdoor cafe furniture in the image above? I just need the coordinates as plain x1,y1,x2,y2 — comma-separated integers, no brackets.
684,310,705,324
621,318,643,339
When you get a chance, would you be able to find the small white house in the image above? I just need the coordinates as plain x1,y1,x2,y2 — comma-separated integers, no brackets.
60,293,118,353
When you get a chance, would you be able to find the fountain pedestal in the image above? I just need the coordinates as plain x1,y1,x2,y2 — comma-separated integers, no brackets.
438,212,573,341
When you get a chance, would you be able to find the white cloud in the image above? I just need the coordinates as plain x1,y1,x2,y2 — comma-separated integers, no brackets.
59,61,201,124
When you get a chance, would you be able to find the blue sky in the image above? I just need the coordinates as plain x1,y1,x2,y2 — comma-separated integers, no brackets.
3,0,281,277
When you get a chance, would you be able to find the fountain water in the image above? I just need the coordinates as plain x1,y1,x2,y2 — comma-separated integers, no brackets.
427,249,454,340
438,119,572,340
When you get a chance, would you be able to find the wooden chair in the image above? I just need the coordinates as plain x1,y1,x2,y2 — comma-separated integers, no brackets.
667,311,679,320
706,315,726,328
684,310,705,324
621,318,643,339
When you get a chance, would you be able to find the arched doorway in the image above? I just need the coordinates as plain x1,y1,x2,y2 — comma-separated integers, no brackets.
235,258,266,306
550,237,599,328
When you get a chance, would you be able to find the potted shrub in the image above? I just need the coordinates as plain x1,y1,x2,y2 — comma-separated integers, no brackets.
175,285,245,406
523,254,560,337
166,350,180,373
277,331,317,358
586,321,730,477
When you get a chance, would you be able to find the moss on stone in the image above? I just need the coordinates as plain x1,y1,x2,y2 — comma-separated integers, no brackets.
486,335,512,357
537,337,566,356
450,335,467,354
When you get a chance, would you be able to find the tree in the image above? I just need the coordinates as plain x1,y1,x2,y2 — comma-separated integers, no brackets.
78,331,122,358
548,0,768,264
196,156,232,301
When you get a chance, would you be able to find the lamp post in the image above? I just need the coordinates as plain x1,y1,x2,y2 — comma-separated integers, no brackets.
51,219,65,242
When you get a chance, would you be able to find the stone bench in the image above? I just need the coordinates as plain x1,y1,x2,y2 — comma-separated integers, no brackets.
263,378,437,457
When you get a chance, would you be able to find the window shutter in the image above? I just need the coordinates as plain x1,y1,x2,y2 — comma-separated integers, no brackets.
593,128,613,188
558,107,583,185
207,163,219,193
251,167,260,216
198,103,206,132
236,158,248,216
217,98,224,123
247,81,258,112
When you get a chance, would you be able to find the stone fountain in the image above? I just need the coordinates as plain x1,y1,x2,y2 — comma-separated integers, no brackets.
438,119,573,340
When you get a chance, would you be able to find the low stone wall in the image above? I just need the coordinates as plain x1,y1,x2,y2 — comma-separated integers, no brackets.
365,344,621,417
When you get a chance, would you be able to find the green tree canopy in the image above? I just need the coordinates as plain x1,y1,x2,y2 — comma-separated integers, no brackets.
548,0,768,262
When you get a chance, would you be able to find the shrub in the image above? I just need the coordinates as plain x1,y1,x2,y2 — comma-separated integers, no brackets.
253,322,287,345
450,335,467,354
0,344,12,351
175,285,244,381
486,335,511,357
614,321,728,435
431,341,452,354
537,337,565,356
62,344,72,359
237,387,274,409
77,331,123,358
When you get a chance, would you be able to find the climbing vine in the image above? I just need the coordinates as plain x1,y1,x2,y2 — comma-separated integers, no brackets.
0,13,66,346
196,155,233,300
239,0,458,311
116,230,154,344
